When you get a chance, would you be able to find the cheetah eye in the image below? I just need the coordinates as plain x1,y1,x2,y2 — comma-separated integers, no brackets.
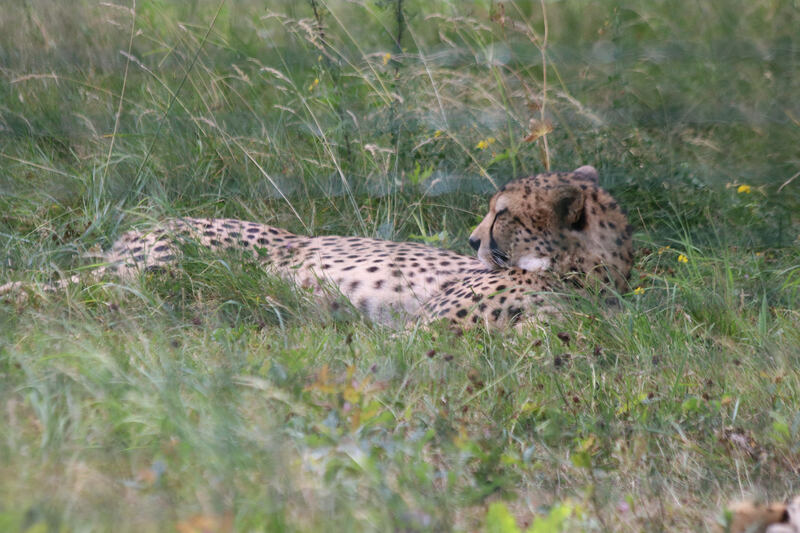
494,207,508,217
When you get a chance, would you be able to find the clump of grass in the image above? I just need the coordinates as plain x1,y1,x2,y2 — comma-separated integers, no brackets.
1,0,799,530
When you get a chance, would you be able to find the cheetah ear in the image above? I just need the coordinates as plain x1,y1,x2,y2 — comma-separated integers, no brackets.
573,165,599,182
554,185,586,230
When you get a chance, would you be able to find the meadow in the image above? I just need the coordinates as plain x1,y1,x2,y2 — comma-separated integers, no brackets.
1,0,799,531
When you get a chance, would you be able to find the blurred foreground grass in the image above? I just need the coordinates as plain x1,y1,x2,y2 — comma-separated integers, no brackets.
1,0,799,531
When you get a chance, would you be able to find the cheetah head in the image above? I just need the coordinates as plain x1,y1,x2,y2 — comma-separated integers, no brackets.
469,165,633,292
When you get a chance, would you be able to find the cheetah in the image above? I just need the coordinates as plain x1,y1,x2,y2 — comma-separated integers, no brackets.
0,165,633,329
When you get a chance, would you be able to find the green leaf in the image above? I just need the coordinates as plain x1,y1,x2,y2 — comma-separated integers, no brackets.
681,397,701,413
772,418,790,443
758,292,769,338
526,503,572,533
570,450,592,469
486,502,521,533
408,162,434,186
489,149,512,165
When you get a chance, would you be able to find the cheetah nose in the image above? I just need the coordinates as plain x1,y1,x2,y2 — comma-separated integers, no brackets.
468,236,481,251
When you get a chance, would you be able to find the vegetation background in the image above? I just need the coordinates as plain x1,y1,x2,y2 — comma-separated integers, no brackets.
1,0,799,530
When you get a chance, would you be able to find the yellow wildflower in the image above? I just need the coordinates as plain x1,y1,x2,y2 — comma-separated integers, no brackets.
383,52,392,65
737,184,751,194
677,254,689,263
434,130,443,138
633,287,645,295
308,78,319,92
476,137,496,150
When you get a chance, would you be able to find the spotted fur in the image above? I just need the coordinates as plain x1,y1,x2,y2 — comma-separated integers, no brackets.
1,166,633,329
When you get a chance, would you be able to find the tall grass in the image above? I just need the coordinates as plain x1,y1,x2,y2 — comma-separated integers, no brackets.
1,0,799,530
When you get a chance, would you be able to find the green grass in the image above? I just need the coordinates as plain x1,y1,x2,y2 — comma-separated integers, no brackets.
1,0,799,531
